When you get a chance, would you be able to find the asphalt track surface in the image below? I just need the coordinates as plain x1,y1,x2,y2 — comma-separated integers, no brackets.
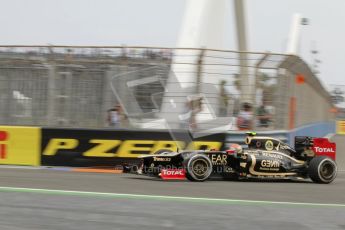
0,168,345,230
0,134,344,230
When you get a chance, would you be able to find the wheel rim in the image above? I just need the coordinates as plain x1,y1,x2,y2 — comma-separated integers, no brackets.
320,161,335,180
191,159,209,177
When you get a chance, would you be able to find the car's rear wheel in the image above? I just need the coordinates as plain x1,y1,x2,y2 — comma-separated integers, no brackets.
184,154,212,182
308,156,337,184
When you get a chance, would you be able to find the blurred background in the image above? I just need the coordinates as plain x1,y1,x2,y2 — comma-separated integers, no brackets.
0,0,344,132
0,45,339,131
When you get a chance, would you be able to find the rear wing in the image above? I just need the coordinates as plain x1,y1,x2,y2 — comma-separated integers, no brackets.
295,136,336,160
312,138,336,160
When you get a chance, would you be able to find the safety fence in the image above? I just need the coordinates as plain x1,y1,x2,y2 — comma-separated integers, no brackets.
0,46,335,131
329,84,345,110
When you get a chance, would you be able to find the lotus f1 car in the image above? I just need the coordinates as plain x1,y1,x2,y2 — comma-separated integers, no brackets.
136,133,337,183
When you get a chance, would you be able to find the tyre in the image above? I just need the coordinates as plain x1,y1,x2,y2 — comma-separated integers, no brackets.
308,156,337,184
184,154,213,182
153,149,173,155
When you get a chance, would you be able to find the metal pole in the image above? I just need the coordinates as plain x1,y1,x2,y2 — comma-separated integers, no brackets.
196,49,205,94
47,64,56,126
233,0,251,103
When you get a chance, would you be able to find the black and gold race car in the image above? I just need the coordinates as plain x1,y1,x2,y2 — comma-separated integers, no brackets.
134,133,337,183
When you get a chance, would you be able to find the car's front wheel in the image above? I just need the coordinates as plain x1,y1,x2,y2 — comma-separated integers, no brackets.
184,154,213,182
308,156,337,184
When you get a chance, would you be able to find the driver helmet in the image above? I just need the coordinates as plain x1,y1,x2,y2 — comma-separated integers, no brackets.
229,144,243,154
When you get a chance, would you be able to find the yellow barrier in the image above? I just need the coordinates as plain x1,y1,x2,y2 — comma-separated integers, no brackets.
336,120,345,135
0,126,40,166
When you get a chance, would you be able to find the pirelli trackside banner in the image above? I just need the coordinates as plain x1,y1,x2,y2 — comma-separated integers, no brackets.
0,126,40,166
41,128,226,166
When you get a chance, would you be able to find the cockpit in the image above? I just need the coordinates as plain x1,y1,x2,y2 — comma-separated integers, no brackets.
245,132,296,156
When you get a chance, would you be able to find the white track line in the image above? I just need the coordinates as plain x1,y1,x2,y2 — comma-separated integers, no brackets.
0,186,344,208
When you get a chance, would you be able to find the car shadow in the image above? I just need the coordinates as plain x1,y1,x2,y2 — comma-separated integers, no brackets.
124,175,313,184
125,176,190,182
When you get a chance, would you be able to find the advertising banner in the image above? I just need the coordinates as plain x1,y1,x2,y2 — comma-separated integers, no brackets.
336,120,345,135
0,126,40,166
41,128,226,166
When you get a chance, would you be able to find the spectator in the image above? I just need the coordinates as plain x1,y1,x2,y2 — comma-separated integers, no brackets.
107,105,120,128
257,101,272,128
219,80,229,116
190,97,202,130
107,104,128,128
236,102,253,130
118,104,129,128
179,101,193,129
179,97,202,130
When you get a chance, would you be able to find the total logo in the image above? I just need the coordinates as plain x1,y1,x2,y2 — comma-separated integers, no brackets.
0,131,8,159
314,147,335,153
161,169,185,176
160,169,186,180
